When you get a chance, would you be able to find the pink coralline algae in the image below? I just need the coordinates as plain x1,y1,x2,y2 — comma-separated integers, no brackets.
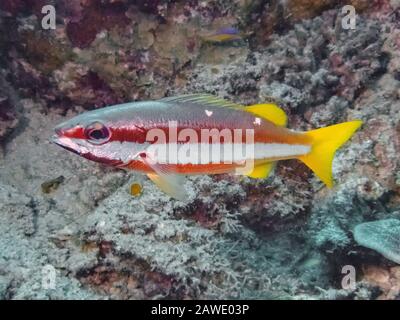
77,71,122,108
0,0,49,17
0,96,18,143
66,1,131,48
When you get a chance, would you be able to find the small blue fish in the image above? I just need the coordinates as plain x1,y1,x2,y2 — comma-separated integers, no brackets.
216,27,240,35
201,27,243,43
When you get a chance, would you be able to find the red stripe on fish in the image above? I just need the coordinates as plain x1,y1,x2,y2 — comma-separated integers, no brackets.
122,159,241,174
107,125,311,145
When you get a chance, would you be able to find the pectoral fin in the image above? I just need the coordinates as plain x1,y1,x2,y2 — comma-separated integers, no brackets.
147,173,188,201
140,152,188,201
245,162,276,179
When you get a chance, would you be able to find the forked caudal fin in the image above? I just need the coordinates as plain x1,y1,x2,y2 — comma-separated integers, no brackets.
297,120,363,188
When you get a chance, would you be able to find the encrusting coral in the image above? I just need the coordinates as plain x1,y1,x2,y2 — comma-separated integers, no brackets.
354,219,400,264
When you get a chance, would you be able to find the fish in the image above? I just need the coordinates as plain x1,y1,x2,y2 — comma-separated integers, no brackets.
51,94,362,201
41,175,65,194
201,27,243,43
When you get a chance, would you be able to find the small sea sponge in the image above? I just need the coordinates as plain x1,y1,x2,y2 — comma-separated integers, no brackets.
354,219,400,264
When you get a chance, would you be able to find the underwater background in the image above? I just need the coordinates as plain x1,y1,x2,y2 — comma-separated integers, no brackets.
0,0,400,300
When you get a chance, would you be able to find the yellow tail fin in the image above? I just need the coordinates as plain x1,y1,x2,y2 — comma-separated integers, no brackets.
298,120,363,188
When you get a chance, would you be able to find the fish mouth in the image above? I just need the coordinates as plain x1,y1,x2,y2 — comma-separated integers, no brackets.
51,134,82,156
51,133,123,167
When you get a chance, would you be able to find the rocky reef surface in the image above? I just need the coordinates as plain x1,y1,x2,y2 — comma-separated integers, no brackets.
0,0,399,299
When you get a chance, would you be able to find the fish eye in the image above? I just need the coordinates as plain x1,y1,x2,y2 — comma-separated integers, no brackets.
85,122,110,144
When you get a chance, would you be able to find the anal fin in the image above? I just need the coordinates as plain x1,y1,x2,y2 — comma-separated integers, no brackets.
246,162,276,179
147,173,188,201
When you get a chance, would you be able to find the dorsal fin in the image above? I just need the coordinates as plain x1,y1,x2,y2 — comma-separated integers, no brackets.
245,103,287,127
160,94,243,109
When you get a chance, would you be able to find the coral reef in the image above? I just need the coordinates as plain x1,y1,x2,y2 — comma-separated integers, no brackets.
354,219,400,264
0,73,20,147
0,0,399,300
360,265,400,300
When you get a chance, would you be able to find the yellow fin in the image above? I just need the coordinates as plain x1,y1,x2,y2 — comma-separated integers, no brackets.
246,162,275,179
297,120,363,188
245,103,287,127
147,173,188,201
